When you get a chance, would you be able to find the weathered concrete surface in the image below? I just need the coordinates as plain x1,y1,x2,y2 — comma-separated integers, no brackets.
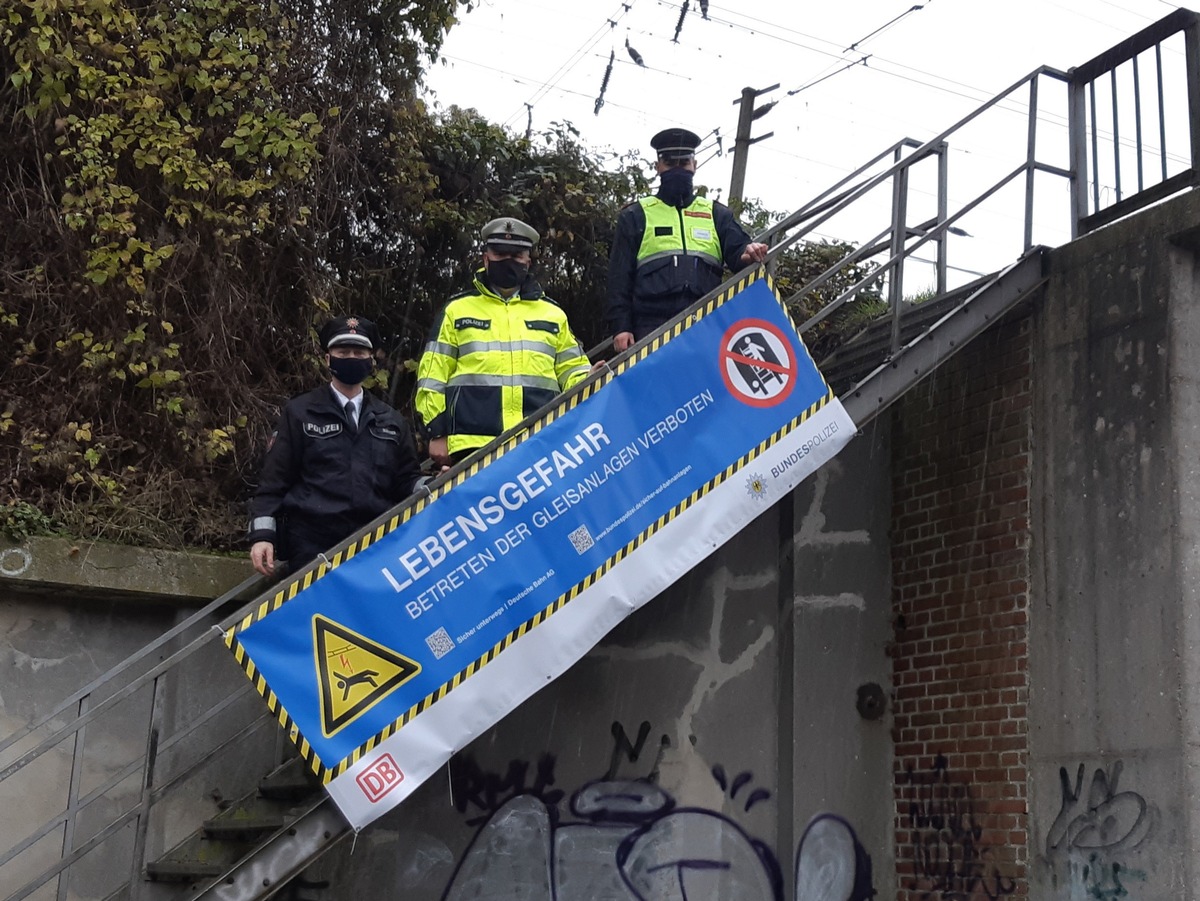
0,534,249,604
0,424,895,899
789,420,895,898
1028,189,1200,899
308,429,894,900
0,539,266,900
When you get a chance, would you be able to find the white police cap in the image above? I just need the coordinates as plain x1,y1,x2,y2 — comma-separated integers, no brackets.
481,217,539,251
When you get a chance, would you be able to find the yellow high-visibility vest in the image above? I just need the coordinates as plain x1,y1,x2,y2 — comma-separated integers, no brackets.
416,275,590,455
636,195,723,271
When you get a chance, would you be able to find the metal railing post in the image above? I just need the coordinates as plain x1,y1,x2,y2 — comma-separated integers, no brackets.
55,695,90,901
1133,53,1145,193
127,677,165,901
1111,68,1123,202
1186,14,1200,170
888,147,910,354
1025,76,1040,251
1157,44,1169,182
1067,71,1087,238
1089,80,1101,214
936,142,949,296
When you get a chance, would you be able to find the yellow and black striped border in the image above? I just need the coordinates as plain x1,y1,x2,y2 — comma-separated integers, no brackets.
224,267,831,782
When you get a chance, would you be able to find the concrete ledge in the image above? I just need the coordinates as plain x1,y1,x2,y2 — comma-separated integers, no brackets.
0,535,252,605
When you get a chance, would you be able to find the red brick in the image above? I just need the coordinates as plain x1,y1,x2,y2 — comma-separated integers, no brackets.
890,313,1031,898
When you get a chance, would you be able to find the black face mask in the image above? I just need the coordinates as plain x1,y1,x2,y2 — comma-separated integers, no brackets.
658,167,695,207
328,356,373,385
487,258,529,291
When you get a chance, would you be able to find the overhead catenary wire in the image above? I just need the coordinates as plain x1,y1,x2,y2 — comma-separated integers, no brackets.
500,0,641,129
473,0,1171,150
845,4,926,53
437,0,1186,182
788,56,872,97
469,0,1174,137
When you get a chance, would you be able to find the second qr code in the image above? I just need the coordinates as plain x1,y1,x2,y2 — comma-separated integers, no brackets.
425,627,455,659
568,525,594,554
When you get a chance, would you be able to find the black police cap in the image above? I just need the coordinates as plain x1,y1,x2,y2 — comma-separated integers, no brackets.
320,315,380,351
650,127,701,160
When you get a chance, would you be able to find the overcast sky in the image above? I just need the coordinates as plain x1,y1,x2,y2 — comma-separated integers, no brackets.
422,0,1190,286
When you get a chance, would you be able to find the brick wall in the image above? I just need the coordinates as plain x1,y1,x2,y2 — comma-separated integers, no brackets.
890,313,1032,900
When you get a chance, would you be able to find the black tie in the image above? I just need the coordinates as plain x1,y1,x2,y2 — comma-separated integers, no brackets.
344,400,357,433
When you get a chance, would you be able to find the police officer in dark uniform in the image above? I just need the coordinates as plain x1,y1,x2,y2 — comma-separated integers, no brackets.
247,316,424,576
606,127,769,352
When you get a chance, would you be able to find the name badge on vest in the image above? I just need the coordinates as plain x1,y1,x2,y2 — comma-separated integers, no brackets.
369,424,400,443
304,421,342,438
455,317,491,330
654,226,673,236
524,319,560,335
690,227,713,241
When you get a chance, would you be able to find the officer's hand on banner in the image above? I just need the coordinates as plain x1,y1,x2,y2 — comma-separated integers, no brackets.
250,541,276,576
428,437,451,467
740,243,769,264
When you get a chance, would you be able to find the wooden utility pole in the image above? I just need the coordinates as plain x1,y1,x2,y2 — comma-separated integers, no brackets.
728,83,779,208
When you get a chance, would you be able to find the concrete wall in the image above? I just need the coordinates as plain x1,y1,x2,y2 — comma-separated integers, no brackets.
1,435,895,901
1027,189,1200,900
17,188,1200,900
310,428,896,901
0,538,268,900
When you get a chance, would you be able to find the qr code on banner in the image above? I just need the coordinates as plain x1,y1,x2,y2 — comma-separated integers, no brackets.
568,524,594,554
425,627,454,660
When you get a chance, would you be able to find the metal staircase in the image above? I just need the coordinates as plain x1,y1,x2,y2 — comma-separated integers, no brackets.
3,9,1199,900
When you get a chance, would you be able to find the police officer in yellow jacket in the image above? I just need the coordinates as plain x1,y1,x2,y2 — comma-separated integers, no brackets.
607,127,769,352
416,217,592,466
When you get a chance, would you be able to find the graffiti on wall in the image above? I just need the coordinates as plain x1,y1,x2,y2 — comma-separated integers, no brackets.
900,753,1016,900
1042,760,1154,900
442,719,875,901
795,814,877,901
1046,761,1154,856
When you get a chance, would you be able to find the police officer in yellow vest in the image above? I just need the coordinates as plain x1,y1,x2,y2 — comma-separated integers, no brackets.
416,217,592,466
607,127,769,352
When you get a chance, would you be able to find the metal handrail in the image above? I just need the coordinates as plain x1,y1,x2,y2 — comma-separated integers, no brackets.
1069,8,1200,234
0,573,267,901
0,573,262,761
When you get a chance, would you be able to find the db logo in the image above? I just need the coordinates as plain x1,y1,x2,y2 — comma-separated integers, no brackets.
356,753,404,803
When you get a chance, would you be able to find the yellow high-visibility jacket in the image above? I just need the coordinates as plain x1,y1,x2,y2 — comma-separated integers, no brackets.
416,272,591,456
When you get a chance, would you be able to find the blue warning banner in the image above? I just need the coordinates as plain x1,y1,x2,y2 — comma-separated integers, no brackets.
225,270,854,829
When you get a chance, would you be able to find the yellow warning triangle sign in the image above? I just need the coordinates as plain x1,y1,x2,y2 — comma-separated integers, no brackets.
313,614,421,737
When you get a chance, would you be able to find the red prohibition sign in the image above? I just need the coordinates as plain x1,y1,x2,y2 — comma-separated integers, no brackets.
719,319,797,408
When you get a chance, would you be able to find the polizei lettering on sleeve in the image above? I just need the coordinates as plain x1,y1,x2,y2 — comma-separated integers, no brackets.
380,423,612,617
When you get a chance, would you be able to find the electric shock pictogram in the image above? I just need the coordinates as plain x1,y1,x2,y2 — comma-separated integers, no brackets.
313,615,421,737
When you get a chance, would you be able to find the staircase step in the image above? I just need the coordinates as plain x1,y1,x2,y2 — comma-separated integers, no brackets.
258,755,321,801
821,280,991,393
202,804,286,842
145,833,245,882
140,757,326,887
